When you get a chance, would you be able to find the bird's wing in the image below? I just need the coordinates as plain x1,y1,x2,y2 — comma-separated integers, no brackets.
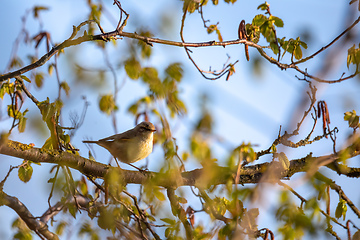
99,132,132,142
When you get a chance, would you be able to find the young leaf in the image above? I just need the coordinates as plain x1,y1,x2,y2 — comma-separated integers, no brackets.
99,94,116,115
124,58,141,80
335,199,347,220
161,218,176,225
20,75,31,83
252,14,266,27
18,117,27,133
207,24,217,34
60,81,70,96
165,63,183,82
18,163,33,183
294,45,303,60
34,72,44,88
344,110,359,128
270,16,284,27
257,2,269,10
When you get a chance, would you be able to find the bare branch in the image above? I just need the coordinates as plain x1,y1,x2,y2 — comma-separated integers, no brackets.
0,190,58,240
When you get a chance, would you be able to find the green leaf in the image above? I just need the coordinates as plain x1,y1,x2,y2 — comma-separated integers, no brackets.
207,24,217,34
177,196,188,204
165,227,171,238
161,218,176,225
60,81,70,96
141,67,164,97
9,57,23,69
270,16,284,27
224,0,237,4
34,72,44,88
97,208,116,231
344,110,359,128
347,44,360,69
7,105,20,119
216,29,223,42
18,163,33,183
0,88,4,100
124,58,141,80
335,199,347,220
142,67,159,83
99,94,116,115
270,42,279,55
294,45,303,60
252,14,266,27
300,41,308,49
20,75,31,83
154,189,166,201
48,64,54,76
18,117,27,133
128,103,138,115
166,63,183,82
68,203,78,219
184,0,199,13
257,2,269,11
55,221,67,235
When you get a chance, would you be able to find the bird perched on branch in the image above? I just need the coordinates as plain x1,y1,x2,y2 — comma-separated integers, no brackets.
83,121,156,170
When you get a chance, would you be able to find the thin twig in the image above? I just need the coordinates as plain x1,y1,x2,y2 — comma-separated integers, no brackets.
294,16,360,65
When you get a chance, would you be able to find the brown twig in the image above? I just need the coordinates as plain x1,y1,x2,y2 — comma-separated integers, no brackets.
294,16,360,65
315,172,360,219
0,190,59,240
278,181,347,229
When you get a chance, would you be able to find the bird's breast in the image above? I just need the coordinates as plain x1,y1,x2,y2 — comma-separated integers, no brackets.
124,134,153,163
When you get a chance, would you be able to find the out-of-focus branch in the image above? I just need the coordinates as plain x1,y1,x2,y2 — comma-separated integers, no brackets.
0,190,58,240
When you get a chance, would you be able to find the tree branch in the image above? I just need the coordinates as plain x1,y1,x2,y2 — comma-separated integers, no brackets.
0,139,359,189
0,190,58,240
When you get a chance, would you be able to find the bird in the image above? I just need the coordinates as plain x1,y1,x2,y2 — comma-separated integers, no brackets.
83,121,156,170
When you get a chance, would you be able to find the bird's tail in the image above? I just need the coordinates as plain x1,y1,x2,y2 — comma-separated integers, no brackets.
83,140,98,144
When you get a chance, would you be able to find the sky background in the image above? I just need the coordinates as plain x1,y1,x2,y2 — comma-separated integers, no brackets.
0,0,359,239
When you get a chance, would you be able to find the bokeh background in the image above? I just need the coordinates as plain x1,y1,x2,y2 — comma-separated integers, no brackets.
0,0,359,239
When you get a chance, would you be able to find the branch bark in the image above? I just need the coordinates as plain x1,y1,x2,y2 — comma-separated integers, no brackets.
0,139,359,188
0,190,58,240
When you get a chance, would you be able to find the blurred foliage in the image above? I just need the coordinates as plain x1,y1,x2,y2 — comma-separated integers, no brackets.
347,44,360,70
99,94,117,115
344,110,360,129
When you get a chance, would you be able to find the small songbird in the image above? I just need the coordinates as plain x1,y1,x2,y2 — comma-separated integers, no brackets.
83,122,156,169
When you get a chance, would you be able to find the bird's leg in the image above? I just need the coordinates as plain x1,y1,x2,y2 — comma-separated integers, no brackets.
114,158,121,169
127,163,148,173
